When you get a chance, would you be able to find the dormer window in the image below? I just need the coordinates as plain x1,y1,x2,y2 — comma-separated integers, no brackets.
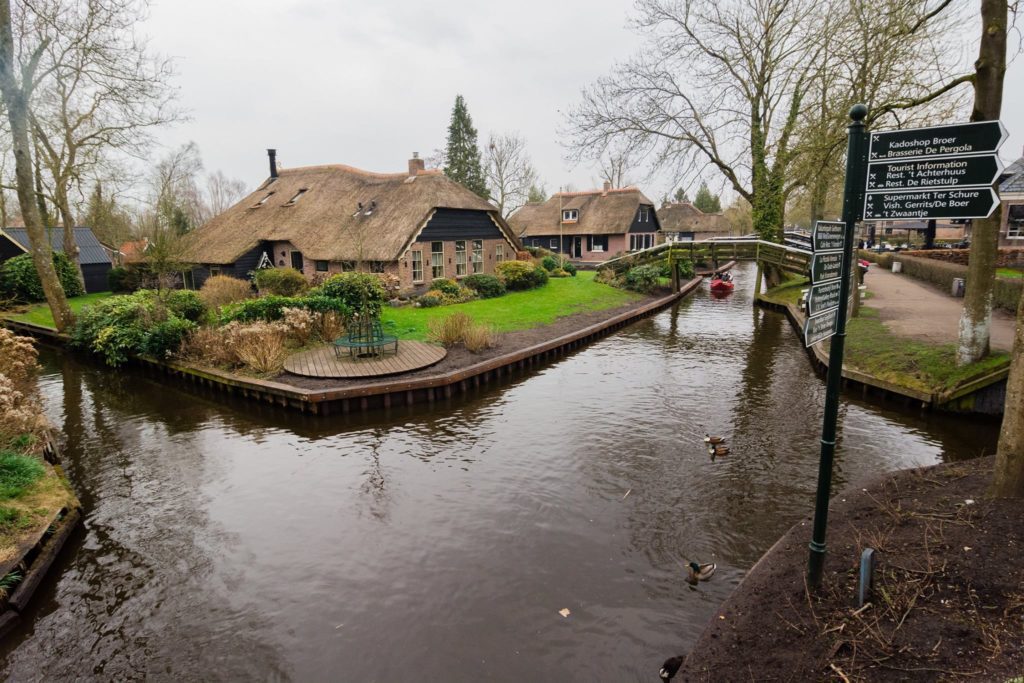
254,192,275,207
562,209,578,222
639,207,650,222
285,189,308,205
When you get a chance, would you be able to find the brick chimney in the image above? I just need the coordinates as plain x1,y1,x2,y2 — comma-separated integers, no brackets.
267,149,278,178
408,152,425,176
602,180,611,194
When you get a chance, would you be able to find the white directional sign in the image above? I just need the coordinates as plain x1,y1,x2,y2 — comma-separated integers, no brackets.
864,120,1008,222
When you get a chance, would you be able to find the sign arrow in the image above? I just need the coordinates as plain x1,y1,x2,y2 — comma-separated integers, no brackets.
812,220,846,252
806,279,846,317
866,154,1002,191
868,121,1007,163
804,308,840,347
810,250,844,283
863,187,998,221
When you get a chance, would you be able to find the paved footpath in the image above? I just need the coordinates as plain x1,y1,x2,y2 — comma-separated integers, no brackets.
865,263,1016,351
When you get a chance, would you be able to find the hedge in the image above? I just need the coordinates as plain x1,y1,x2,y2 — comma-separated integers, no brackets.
0,252,84,302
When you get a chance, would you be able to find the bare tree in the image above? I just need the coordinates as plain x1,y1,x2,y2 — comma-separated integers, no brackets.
147,141,204,234
597,145,634,189
203,170,247,221
485,132,538,217
0,0,72,329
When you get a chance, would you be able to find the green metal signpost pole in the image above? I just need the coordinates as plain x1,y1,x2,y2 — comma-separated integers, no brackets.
807,104,868,588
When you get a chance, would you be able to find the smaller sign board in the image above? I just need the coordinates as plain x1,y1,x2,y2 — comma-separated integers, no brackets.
804,307,840,347
810,250,843,283
868,121,1008,163
812,221,846,252
866,154,1002,191
863,187,998,221
806,279,845,317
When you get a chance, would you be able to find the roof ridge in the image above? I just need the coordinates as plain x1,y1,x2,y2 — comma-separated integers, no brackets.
278,164,444,179
553,186,641,198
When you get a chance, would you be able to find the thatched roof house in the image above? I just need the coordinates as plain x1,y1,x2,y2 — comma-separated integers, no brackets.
999,156,1024,246
657,202,731,240
182,152,521,291
508,183,659,261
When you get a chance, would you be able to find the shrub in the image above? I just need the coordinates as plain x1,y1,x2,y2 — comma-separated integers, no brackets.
427,312,473,347
199,275,251,310
228,321,288,374
0,452,44,499
463,274,506,299
562,261,578,277
164,289,206,323
142,318,197,359
252,267,308,296
541,255,559,272
417,293,442,308
594,268,620,286
0,330,46,440
429,278,461,297
282,307,316,345
624,264,661,293
313,311,346,342
0,252,84,302
178,326,238,367
218,294,349,324
549,268,569,278
463,323,496,353
677,258,695,279
107,264,148,293
497,260,549,291
312,272,388,318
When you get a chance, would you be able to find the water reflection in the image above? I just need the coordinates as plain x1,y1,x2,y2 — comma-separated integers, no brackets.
0,264,998,681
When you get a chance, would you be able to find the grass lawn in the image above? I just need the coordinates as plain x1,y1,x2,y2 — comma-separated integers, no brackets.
758,276,809,306
4,291,113,329
997,268,1024,279
842,307,1009,394
0,447,78,566
382,270,645,340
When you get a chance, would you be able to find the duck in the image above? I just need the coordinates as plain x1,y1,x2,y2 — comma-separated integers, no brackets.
703,434,726,445
659,655,684,680
708,444,730,457
686,561,717,585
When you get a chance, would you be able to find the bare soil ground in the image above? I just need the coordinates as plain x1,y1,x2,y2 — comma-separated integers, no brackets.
680,456,1024,682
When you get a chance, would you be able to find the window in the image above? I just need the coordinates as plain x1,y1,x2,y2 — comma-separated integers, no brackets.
341,261,356,272
495,243,505,262
471,240,483,274
587,235,608,252
1008,205,1024,239
639,207,650,222
562,209,578,222
549,238,558,250
255,192,274,207
370,261,386,273
209,266,221,277
285,188,308,205
629,234,654,251
411,250,423,282
431,241,444,278
315,260,329,272
455,240,467,276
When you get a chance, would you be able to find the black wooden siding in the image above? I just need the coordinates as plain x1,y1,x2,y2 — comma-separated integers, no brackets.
628,205,660,233
0,236,22,262
82,263,111,293
190,243,268,288
416,209,505,243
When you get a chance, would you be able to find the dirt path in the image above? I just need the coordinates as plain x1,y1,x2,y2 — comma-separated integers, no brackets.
866,264,1016,351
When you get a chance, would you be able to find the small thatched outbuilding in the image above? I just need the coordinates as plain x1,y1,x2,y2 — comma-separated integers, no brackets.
657,202,732,242
508,183,659,262
180,152,521,292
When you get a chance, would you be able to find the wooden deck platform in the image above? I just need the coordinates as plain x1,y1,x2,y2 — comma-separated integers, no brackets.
283,341,447,379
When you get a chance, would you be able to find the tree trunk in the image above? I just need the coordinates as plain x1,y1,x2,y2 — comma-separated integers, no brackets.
992,287,1024,496
956,0,1007,366
55,184,85,287
0,0,73,331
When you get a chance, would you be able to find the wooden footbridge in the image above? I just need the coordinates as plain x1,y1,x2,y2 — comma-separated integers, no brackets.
602,238,813,291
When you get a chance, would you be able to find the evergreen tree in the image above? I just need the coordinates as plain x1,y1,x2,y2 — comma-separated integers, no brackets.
443,95,488,198
693,182,722,213
527,184,547,203
673,187,690,203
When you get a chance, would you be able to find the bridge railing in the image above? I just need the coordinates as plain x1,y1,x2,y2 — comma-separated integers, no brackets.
602,239,811,275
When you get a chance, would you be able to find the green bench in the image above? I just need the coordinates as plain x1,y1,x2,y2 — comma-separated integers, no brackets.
334,318,398,359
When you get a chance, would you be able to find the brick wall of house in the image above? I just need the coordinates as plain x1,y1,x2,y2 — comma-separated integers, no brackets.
396,238,513,293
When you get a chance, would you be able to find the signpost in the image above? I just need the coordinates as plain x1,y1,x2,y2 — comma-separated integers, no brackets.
812,220,846,251
867,120,1007,162
804,308,841,346
864,187,999,221
805,279,844,317
866,155,1002,191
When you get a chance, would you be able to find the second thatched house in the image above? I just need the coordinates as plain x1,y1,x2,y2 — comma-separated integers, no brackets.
181,151,521,292
508,183,660,263
656,202,732,242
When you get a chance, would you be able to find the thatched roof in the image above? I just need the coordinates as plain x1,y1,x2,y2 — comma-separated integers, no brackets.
181,163,515,265
658,202,730,234
508,186,655,237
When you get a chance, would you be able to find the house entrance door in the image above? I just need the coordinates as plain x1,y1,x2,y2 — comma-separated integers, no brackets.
290,251,304,273
572,236,582,258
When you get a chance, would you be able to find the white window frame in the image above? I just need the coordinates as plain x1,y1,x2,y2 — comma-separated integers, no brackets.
411,250,423,283
495,243,505,262
471,240,483,274
431,241,444,278
562,209,578,222
639,207,650,222
455,240,467,277
549,238,558,249
315,260,329,272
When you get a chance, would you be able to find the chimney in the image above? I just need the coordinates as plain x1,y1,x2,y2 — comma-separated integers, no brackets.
602,180,611,194
267,149,278,178
408,152,425,176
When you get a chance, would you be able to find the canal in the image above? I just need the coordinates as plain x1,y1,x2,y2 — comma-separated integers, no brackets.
0,264,998,681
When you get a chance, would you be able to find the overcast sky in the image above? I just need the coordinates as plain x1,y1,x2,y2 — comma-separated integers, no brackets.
144,0,1024,205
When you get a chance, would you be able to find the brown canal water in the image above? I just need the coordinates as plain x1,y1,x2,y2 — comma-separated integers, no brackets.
0,264,997,681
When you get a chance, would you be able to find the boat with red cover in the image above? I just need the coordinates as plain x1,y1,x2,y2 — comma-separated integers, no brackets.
709,274,735,293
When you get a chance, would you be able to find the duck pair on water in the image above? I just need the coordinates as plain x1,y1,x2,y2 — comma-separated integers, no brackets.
704,433,729,458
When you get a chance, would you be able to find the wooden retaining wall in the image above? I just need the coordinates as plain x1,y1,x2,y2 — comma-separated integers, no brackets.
5,277,706,417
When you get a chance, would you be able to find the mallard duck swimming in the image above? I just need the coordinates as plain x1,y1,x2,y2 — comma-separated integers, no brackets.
659,655,684,680
703,434,726,445
686,561,717,585
708,444,730,457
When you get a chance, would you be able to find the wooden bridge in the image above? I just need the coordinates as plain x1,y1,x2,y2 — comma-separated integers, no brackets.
601,238,813,291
